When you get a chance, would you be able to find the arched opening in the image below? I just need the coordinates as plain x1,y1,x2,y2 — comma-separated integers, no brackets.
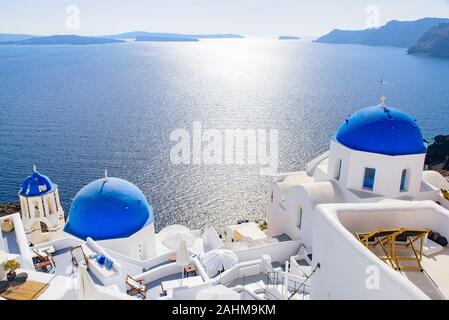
30,220,51,244
400,169,410,192
40,221,49,233
33,201,40,218
47,197,55,215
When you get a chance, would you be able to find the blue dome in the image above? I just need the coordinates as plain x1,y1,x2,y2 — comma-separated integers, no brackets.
336,106,426,156
64,177,154,241
19,170,55,196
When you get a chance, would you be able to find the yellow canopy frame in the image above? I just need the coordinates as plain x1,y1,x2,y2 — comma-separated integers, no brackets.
356,228,430,272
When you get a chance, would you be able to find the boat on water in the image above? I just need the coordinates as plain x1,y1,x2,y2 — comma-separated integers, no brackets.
1,97,449,300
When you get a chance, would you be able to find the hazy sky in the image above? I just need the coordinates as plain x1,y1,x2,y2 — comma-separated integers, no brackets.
1,0,449,37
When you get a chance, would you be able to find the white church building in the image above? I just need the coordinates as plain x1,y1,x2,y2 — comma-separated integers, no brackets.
267,99,449,299
268,99,447,249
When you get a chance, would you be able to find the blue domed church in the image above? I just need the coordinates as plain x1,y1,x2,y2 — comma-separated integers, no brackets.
64,173,156,260
267,98,438,250
18,166,65,244
329,101,426,197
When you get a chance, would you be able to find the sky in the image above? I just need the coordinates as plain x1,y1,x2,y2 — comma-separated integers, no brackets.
1,0,449,37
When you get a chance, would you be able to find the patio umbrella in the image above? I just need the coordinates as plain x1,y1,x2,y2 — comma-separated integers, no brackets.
77,265,98,300
201,249,238,277
159,224,198,250
196,284,240,300
176,240,191,285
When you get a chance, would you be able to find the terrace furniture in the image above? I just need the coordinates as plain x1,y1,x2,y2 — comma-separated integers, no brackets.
356,228,430,272
34,260,55,273
125,275,147,299
31,245,55,258
356,229,404,269
70,245,89,270
393,228,430,272
32,248,56,273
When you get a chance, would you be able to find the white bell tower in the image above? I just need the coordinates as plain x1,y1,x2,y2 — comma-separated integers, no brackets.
18,166,65,244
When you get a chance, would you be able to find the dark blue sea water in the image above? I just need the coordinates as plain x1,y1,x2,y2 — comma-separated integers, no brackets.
1,39,449,231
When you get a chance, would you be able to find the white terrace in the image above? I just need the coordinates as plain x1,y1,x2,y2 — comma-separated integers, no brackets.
312,201,449,300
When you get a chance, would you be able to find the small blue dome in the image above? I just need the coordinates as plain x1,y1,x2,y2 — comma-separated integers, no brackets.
64,177,154,241
336,106,426,156
19,170,55,196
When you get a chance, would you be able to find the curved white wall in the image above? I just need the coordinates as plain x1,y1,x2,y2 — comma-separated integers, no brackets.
310,201,448,300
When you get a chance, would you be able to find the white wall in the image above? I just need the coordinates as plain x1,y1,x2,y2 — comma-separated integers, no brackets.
105,246,176,271
327,140,425,198
134,262,181,284
86,238,127,292
268,180,315,243
233,239,301,265
310,201,446,300
269,178,345,248
172,282,213,300
0,213,34,270
98,223,156,260
215,259,262,285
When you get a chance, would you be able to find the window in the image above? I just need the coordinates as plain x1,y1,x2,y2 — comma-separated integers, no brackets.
297,207,303,229
363,168,376,190
47,198,54,215
335,159,342,181
400,169,409,192
33,201,40,218
40,222,49,233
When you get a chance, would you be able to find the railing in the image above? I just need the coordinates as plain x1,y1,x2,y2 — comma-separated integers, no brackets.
267,271,279,286
265,269,315,300
288,263,320,300
253,280,282,300
287,278,310,300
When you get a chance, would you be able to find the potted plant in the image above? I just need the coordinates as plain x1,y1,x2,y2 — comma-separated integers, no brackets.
442,189,449,201
3,259,21,282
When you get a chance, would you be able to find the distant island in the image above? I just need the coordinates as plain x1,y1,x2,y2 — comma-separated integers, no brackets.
102,32,244,40
408,23,449,58
135,35,199,42
0,35,123,46
278,36,300,40
0,33,38,42
0,32,245,46
315,18,449,48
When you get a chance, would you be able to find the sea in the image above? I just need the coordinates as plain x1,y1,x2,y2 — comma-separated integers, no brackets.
1,39,449,232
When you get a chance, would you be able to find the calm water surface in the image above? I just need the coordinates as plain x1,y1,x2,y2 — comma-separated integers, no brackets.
1,39,449,231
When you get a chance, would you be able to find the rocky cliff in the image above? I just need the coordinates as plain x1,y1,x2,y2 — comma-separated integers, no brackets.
426,135,449,176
